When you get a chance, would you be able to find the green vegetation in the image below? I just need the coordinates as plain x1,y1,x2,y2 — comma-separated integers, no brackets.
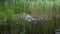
0,0,60,34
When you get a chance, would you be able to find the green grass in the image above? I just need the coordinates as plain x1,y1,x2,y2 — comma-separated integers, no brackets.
0,0,60,34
